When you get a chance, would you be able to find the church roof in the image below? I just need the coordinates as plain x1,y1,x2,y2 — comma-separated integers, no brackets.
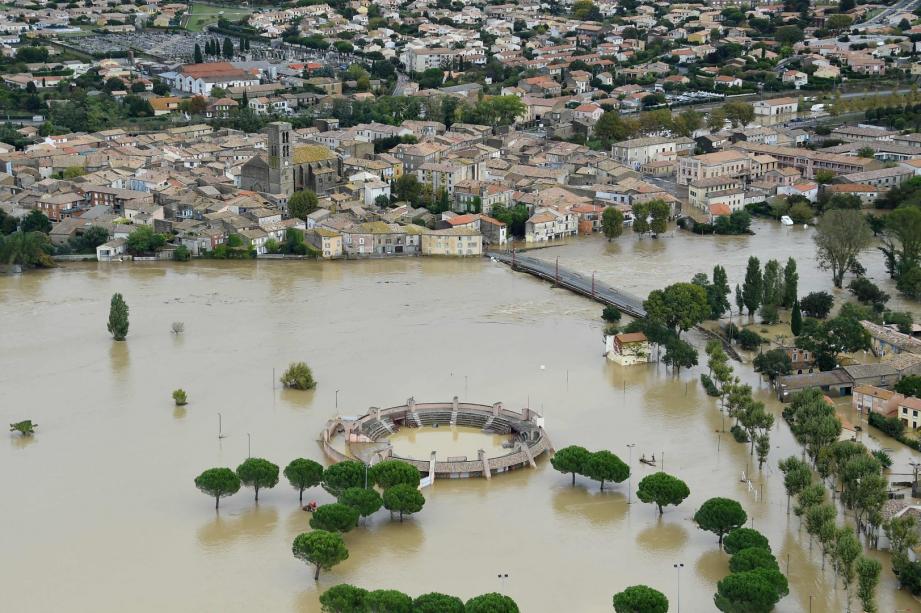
293,145,336,164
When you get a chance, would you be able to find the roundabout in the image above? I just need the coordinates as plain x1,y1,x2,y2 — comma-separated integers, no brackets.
321,397,553,480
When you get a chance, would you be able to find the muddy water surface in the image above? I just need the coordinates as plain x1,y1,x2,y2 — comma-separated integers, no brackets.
2,223,919,613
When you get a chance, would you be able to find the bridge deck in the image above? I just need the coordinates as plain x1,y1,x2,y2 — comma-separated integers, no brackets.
489,252,646,318
489,251,744,362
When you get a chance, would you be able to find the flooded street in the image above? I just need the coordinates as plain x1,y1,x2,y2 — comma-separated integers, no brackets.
2,220,919,612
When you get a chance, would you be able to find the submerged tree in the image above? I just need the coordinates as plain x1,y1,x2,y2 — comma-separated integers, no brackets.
172,389,188,406
551,445,591,486
339,487,383,519
280,362,317,390
9,420,37,436
236,457,279,502
194,467,241,509
309,503,359,533
694,497,747,548
292,530,349,580
582,450,629,491
283,458,324,503
382,483,425,522
612,585,669,613
107,293,129,341
636,472,690,515
814,209,873,288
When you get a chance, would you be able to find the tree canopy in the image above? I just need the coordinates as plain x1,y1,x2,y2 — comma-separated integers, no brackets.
288,190,319,221
723,528,770,555
612,585,669,613
694,497,747,547
643,282,709,335
413,592,465,613
636,472,690,515
382,483,425,521
194,467,241,509
310,503,360,533
319,584,368,613
465,593,519,613
236,457,279,502
369,460,421,489
107,293,129,341
292,530,349,580
338,487,383,518
550,445,591,486
582,450,629,491
284,458,324,503
814,210,873,288
323,460,367,496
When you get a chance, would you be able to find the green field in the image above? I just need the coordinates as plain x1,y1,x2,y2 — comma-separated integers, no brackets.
185,2,253,32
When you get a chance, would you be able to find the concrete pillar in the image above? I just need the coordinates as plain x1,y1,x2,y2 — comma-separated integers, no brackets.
493,402,502,416
453,396,459,411
407,396,415,411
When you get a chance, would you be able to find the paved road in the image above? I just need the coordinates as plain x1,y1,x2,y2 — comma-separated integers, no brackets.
489,251,647,317
856,0,921,29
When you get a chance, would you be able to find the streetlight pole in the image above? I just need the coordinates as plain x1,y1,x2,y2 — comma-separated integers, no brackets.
497,573,509,593
673,563,684,613
555,256,560,285
247,433,251,458
592,270,596,298
335,389,340,409
626,443,636,504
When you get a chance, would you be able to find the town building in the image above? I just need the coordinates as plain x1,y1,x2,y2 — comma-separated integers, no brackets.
605,332,650,366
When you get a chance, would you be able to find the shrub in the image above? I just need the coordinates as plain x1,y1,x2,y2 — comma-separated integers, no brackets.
700,373,720,396
602,306,622,323
872,449,893,469
173,244,191,261
737,329,762,350
172,389,188,406
724,323,740,340
731,424,749,443
759,303,779,324
280,362,317,390
868,410,906,439
723,528,770,555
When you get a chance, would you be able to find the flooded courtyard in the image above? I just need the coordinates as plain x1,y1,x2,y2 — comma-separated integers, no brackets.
2,219,919,612
388,426,508,461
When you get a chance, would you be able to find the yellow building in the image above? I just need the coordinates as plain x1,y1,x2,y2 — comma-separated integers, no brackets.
421,228,483,256
306,228,343,258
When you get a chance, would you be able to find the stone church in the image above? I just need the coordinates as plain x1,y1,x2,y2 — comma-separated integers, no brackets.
240,122,341,196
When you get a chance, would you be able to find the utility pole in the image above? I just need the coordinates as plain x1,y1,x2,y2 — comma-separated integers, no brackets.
673,563,684,613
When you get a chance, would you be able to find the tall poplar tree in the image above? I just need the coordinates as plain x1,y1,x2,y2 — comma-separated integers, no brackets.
742,256,763,315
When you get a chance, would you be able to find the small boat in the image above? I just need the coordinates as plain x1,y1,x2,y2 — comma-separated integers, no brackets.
780,215,793,226
639,453,656,466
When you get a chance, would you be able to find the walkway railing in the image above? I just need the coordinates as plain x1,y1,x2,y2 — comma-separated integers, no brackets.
488,252,646,319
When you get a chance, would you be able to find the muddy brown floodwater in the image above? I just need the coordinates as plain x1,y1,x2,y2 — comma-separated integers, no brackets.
1,219,919,613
